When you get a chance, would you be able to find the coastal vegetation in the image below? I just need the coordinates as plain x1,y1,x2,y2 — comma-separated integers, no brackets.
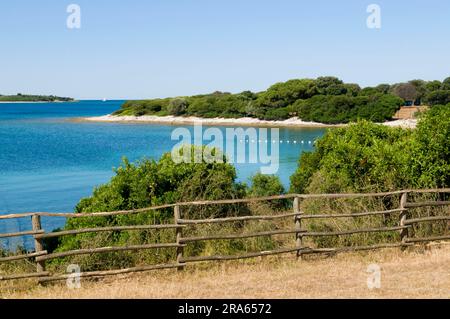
0,94,74,102
289,104,450,248
113,76,450,124
290,103,450,194
46,147,264,270
41,104,449,270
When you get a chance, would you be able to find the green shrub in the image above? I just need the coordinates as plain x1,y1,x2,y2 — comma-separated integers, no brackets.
51,146,250,270
289,107,450,248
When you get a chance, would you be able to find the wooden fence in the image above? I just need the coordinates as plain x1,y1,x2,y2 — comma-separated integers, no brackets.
0,188,449,283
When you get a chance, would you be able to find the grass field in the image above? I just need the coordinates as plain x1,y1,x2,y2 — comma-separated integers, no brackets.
1,244,449,299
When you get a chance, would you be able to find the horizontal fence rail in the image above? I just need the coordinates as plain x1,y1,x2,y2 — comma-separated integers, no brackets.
0,188,449,283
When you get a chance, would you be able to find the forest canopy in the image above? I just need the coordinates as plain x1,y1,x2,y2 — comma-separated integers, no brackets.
114,76,450,124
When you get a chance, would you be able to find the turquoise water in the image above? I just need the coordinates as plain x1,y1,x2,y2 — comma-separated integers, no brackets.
0,101,325,249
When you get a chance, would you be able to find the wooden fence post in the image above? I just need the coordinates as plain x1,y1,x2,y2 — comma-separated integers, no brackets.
31,214,46,272
399,192,409,248
294,197,303,260
174,205,185,271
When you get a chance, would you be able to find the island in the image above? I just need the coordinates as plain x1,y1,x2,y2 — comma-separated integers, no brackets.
0,93,74,102
88,76,449,128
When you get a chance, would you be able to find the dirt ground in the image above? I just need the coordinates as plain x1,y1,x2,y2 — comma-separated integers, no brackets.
1,244,449,299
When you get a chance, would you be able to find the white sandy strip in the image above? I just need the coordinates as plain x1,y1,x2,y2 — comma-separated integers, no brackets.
381,119,418,129
82,114,417,129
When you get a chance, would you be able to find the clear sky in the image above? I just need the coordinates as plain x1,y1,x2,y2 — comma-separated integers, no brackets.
0,0,449,100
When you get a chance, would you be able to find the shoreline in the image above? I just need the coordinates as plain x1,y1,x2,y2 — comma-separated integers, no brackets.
78,114,418,129
0,101,48,104
0,101,75,104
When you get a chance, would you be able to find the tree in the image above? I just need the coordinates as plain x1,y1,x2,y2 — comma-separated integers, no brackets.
167,98,188,115
315,76,343,94
344,83,362,96
248,173,287,209
391,83,417,105
426,80,442,92
248,173,285,197
408,80,427,105
424,90,450,106
441,77,450,90
375,84,391,94
254,79,318,117
359,87,379,96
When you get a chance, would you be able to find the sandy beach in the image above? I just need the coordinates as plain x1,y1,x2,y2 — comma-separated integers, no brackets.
80,114,418,129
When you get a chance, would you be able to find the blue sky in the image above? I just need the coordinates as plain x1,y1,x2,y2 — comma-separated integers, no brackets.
0,0,449,100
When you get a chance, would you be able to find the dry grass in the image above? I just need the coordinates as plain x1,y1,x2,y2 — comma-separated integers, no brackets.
1,244,449,299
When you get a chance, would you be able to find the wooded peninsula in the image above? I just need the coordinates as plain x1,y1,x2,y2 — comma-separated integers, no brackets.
114,76,450,124
0,94,74,102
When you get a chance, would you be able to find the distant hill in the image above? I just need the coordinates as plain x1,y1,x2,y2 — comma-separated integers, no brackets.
0,94,74,102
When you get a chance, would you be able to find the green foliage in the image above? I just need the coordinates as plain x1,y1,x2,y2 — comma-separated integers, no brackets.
0,94,74,102
442,77,450,90
289,107,450,248
293,94,403,124
424,90,450,106
425,80,442,92
290,104,450,194
248,173,287,209
255,79,318,115
186,92,251,118
374,84,391,94
290,121,412,194
409,104,450,188
248,173,285,197
167,98,188,115
53,146,248,269
115,77,450,124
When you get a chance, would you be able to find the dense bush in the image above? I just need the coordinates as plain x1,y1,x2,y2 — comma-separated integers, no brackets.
409,105,450,188
51,146,248,269
289,105,450,248
292,94,403,124
247,173,285,198
290,104,450,194
290,121,412,194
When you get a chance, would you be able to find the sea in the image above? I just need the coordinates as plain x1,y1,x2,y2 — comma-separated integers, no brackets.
0,100,326,250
